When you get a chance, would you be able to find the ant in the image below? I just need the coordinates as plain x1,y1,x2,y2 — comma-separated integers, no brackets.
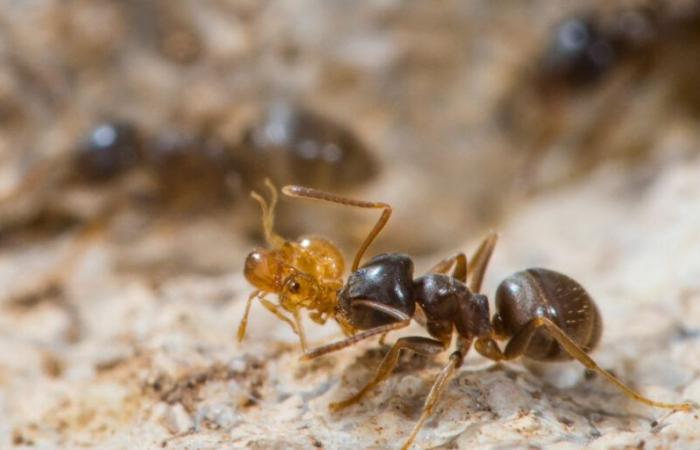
500,2,700,193
1,102,377,241
239,183,693,450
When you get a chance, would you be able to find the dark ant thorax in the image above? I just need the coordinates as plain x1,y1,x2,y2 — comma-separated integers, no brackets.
338,253,416,329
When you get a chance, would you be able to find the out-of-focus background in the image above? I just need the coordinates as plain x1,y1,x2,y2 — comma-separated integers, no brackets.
1,1,700,449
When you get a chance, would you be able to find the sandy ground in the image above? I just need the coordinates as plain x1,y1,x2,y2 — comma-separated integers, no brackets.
1,1,700,449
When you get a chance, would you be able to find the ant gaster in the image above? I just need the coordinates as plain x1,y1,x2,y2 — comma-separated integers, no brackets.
239,183,693,450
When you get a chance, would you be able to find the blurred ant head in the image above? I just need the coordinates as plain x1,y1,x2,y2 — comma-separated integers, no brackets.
74,121,143,181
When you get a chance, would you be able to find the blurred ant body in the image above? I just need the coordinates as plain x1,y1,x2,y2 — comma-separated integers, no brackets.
240,183,693,450
0,104,375,310
1,103,376,240
502,2,700,192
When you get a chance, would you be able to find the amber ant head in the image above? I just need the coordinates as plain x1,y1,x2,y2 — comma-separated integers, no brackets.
243,248,289,292
238,180,347,351
243,247,322,308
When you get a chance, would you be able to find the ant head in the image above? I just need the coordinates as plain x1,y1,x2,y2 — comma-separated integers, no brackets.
244,248,289,292
279,272,320,311
75,121,142,181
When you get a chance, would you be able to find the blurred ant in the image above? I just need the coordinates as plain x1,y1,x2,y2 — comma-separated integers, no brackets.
0,102,377,242
501,2,700,192
0,103,376,308
239,183,693,450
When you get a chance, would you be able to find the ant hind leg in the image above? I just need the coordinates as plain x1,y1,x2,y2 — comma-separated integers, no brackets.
500,317,693,411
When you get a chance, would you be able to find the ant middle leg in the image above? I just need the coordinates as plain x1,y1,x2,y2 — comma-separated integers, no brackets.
330,336,445,412
427,253,467,282
475,318,693,411
282,185,391,271
401,336,473,450
468,232,498,293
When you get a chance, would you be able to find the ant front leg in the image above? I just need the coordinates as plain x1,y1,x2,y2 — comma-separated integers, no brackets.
330,336,445,412
303,319,411,360
303,300,412,359
237,290,262,342
475,317,693,411
237,291,304,348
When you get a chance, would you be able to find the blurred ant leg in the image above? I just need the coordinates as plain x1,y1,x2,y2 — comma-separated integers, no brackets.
468,232,498,293
250,179,285,248
22,216,107,301
427,253,467,282
485,317,693,411
0,157,60,205
330,336,445,412
292,310,309,353
237,290,262,342
5,217,109,343
378,333,388,346
282,185,392,271
304,319,411,360
401,336,473,450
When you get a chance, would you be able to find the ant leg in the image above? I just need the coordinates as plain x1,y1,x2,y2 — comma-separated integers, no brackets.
304,300,411,359
330,336,445,412
292,310,309,353
468,232,498,293
282,185,391,271
236,290,261,342
401,336,473,450
303,320,411,360
250,179,285,248
427,253,467,282
483,317,693,411
258,297,300,336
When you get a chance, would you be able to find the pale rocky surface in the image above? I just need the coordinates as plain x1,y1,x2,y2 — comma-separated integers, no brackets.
2,155,700,449
1,1,700,450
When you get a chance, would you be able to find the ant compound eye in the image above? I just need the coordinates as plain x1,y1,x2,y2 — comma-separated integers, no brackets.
289,281,301,293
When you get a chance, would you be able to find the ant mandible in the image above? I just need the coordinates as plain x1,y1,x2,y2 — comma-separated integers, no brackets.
239,182,693,450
